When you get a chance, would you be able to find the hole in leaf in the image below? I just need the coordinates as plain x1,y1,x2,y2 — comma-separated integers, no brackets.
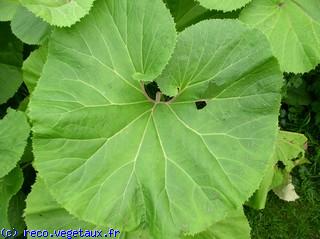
195,101,207,110
144,82,160,101
277,161,286,170
143,82,173,102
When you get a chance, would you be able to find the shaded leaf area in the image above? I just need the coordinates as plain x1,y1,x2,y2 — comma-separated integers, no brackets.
0,83,29,119
19,0,96,27
0,109,30,178
240,0,320,73
8,191,26,234
29,0,281,235
0,167,24,229
0,22,24,105
0,0,19,21
163,0,240,31
11,6,52,45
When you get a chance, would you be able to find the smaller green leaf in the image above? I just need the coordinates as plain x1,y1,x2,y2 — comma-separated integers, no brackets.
19,0,96,27
22,45,48,94
0,0,19,21
0,109,30,178
275,131,307,172
247,130,307,209
11,7,52,45
240,0,320,73
196,0,252,12
0,167,23,229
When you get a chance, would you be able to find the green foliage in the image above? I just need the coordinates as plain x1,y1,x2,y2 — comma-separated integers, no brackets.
0,0,319,238
240,0,320,73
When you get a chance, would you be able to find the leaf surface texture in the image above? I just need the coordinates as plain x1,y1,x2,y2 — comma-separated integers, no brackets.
30,1,282,237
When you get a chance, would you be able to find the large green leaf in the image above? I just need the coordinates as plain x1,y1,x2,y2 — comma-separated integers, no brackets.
29,0,281,237
19,0,96,27
0,22,23,104
240,0,320,73
0,109,30,178
197,0,252,12
0,167,23,228
11,6,52,45
248,130,307,209
23,45,48,94
0,0,19,21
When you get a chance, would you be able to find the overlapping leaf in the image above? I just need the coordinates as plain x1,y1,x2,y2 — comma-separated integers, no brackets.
23,45,48,94
11,7,52,45
19,0,96,27
29,0,281,237
164,0,240,31
197,0,252,12
240,0,320,73
0,109,30,178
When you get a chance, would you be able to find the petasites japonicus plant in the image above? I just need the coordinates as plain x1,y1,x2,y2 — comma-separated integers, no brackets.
28,0,282,237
